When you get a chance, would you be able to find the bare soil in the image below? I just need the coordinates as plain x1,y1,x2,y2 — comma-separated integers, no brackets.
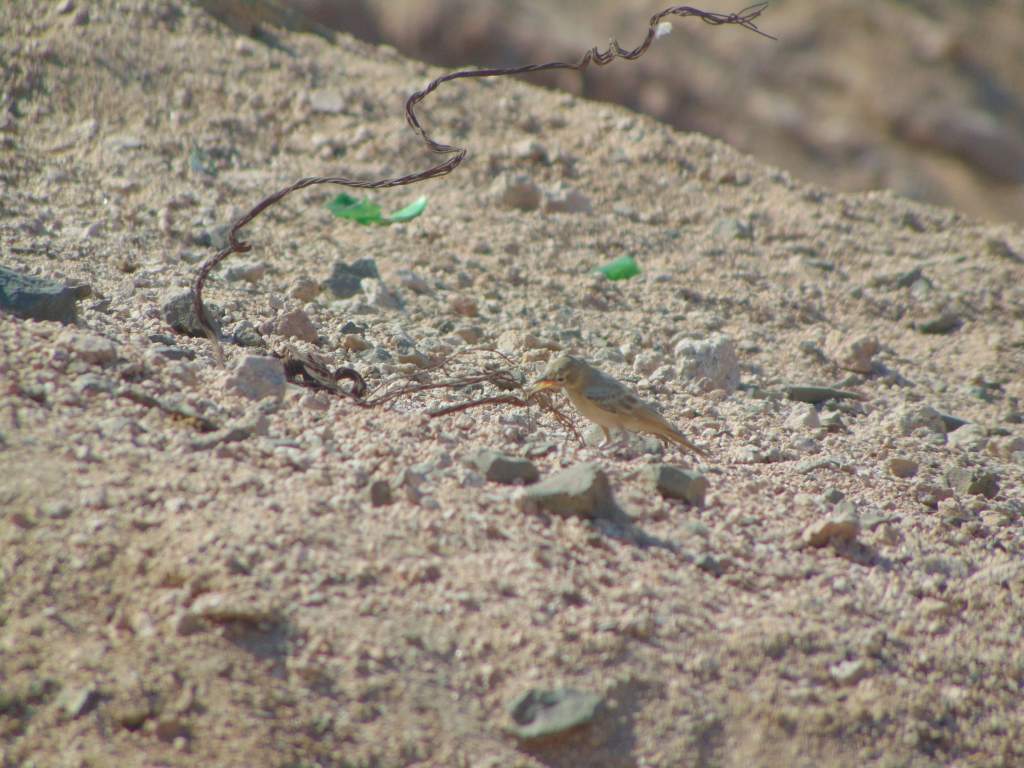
1,2,1023,767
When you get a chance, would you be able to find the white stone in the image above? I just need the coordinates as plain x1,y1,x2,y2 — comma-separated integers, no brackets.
674,333,739,391
222,356,286,401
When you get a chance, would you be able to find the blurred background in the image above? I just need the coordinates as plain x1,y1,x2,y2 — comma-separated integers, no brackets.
270,0,1024,223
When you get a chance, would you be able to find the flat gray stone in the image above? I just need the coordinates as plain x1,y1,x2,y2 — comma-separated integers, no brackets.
518,463,619,521
506,688,603,742
464,449,539,485
643,464,708,507
0,265,90,324
785,385,863,404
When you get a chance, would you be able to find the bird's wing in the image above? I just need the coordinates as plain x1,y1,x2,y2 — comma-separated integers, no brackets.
582,378,644,415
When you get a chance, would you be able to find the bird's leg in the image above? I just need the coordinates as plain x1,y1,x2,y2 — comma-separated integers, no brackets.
597,425,613,448
614,430,635,456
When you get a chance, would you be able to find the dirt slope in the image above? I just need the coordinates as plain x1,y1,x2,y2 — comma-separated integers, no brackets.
1,1,1023,767
295,0,1024,224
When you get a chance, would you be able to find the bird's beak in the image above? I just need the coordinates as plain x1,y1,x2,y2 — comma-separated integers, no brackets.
527,378,561,396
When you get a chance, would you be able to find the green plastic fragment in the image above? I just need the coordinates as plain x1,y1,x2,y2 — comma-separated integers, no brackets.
595,254,640,281
326,193,427,225
384,195,428,223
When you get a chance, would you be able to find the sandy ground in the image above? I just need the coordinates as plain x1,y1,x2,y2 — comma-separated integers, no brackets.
2,1,1024,766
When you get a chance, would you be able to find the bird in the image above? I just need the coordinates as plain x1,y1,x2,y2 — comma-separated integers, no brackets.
528,355,707,457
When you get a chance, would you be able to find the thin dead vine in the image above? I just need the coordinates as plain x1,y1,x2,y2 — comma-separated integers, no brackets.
275,343,585,442
191,4,772,365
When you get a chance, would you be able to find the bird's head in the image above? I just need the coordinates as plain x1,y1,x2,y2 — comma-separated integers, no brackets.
528,355,587,394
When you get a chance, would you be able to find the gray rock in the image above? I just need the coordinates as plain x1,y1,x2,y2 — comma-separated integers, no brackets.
830,659,868,687
674,333,739,391
828,333,879,374
369,479,392,507
517,463,620,521
309,89,346,115
349,258,379,280
785,403,821,431
40,501,73,519
273,308,318,343
695,553,723,576
492,173,542,212
713,217,753,240
542,183,592,214
822,487,845,504
222,356,286,401
61,330,117,366
341,333,371,352
643,464,708,507
162,291,222,338
362,278,401,310
946,423,989,453
511,138,549,163
888,457,919,478
946,467,999,499
916,311,962,335
231,320,264,348
802,512,860,548
395,269,432,295
464,449,539,485
58,685,99,719
938,412,969,432
0,265,90,324
188,592,280,625
190,223,231,249
224,260,266,283
986,237,1022,263
289,275,320,301
785,385,863,404
324,258,379,299
506,688,603,742
897,404,947,436
150,344,195,361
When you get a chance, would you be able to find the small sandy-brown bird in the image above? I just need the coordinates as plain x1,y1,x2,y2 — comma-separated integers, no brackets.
529,355,707,457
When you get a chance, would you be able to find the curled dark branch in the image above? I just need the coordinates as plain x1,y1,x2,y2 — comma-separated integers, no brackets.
190,5,772,364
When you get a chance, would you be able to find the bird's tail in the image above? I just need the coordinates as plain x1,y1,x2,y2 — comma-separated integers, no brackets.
660,425,708,458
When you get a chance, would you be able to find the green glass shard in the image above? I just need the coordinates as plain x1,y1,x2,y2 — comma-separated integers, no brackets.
384,195,428,223
326,193,427,225
595,254,640,281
